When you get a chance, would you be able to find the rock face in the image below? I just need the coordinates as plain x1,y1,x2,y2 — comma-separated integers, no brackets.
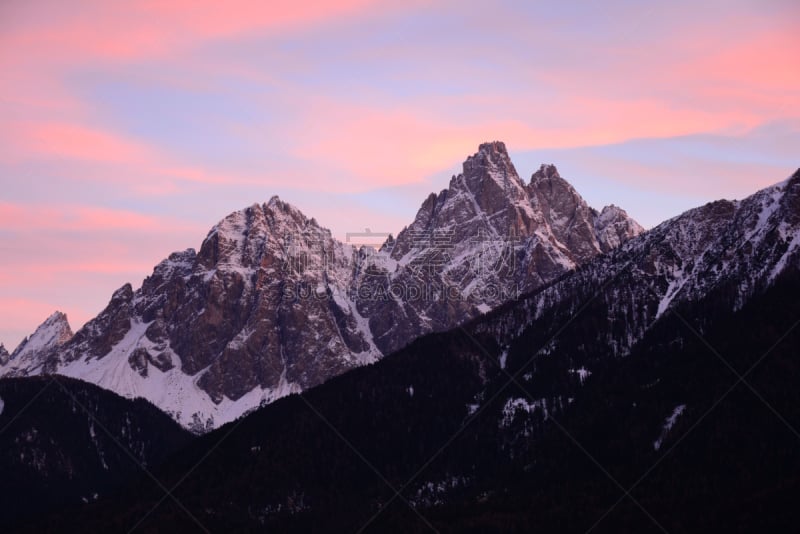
0,142,643,432
0,345,9,366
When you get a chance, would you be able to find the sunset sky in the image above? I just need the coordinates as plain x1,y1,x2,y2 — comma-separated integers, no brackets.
1,0,798,348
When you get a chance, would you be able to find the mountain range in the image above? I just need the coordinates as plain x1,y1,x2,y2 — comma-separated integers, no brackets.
0,141,642,432
1,144,798,532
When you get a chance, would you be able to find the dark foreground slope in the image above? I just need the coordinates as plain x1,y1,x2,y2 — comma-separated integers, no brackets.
0,376,193,528
16,266,800,534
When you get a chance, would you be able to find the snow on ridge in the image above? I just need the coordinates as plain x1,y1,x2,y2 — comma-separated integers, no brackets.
498,349,508,369
749,181,786,240
653,404,686,451
770,228,800,282
0,311,73,378
475,169,800,373
569,367,592,385
656,267,688,319
12,311,72,357
500,397,549,427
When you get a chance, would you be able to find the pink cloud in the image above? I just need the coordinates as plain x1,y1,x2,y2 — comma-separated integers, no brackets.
673,30,800,118
3,1,794,201
563,152,793,200
0,0,422,66
0,202,202,234
0,202,206,344
0,118,272,195
2,122,150,164
277,93,767,192
286,106,523,188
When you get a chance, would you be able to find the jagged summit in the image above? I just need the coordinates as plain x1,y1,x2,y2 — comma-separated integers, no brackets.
464,141,522,185
530,162,561,183
477,140,508,153
0,344,8,366
45,310,69,325
462,141,528,206
527,163,575,200
2,311,73,376
393,142,644,268
594,204,645,250
14,311,73,354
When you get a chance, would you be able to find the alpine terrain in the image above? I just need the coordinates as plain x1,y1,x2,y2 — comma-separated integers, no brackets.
11,169,799,533
0,142,642,432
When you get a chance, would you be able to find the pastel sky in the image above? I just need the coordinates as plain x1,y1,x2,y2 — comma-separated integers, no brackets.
0,0,798,349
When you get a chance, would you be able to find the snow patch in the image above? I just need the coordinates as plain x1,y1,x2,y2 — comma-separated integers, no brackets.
769,222,800,282
656,267,688,319
500,397,548,427
653,404,686,451
88,421,109,470
569,367,592,384
410,475,470,507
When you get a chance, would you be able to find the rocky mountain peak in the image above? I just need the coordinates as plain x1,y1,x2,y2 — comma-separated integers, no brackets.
530,163,561,182
0,344,9,366
265,196,309,224
527,163,577,200
466,141,516,172
478,140,508,154
527,163,589,225
391,142,643,261
150,249,197,280
526,163,633,261
462,140,526,193
595,205,646,251
3,311,73,375
111,284,133,303
24,311,73,350
389,142,529,259
196,198,333,275
46,310,68,325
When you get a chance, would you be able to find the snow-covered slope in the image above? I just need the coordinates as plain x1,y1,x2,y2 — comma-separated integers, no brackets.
0,142,642,432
